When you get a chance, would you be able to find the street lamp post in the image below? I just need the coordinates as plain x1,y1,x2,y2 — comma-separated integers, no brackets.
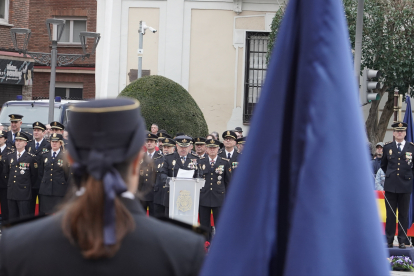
137,21,157,79
10,19,101,123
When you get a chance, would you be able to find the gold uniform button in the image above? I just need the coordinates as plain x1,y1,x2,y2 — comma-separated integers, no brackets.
399,158,401,160
145,179,147,181
211,178,213,180
211,173,213,175
14,176,16,178
51,169,53,171
397,174,399,176
211,183,212,185
398,168,400,170
50,174,52,175
24,186,26,189
50,179,52,181
13,181,15,183
146,174,148,176
398,163,400,165
210,188,212,190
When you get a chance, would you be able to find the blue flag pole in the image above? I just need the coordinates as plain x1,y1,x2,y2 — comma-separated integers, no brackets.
403,95,414,230
199,0,389,275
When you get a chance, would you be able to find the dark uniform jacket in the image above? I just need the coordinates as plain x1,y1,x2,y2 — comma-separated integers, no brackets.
0,197,205,276
199,156,231,207
161,152,201,208
153,155,167,206
0,146,15,189
381,141,414,193
27,139,51,189
4,151,38,201
137,152,160,202
218,148,240,168
38,150,70,197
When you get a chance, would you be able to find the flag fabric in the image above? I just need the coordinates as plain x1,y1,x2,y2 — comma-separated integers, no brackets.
199,0,389,275
403,95,414,229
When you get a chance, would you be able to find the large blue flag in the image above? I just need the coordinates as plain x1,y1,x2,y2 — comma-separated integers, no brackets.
403,95,414,229
200,0,389,275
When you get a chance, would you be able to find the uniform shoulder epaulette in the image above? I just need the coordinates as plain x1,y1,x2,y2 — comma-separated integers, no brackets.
7,151,13,155
154,155,163,160
410,142,414,146
221,157,230,161
28,153,35,157
199,156,205,159
384,141,393,146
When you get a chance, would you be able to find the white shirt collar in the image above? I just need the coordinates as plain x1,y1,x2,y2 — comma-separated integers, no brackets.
225,149,234,157
35,138,44,145
396,140,406,149
52,149,60,156
13,129,22,135
17,149,25,156
0,144,6,152
209,156,218,163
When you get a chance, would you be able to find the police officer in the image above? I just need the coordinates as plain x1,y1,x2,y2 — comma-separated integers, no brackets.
219,130,240,169
38,134,70,214
236,136,246,153
194,137,208,158
50,121,68,145
138,133,161,216
4,132,38,219
27,121,51,215
161,136,201,216
381,122,414,249
0,131,14,222
6,114,32,148
157,132,171,154
153,138,175,217
0,98,205,276
199,139,231,241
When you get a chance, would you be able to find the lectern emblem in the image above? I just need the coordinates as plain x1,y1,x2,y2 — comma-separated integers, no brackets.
177,190,192,212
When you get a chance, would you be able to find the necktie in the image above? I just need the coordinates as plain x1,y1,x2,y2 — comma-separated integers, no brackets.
53,152,56,159
181,156,186,164
12,134,15,143
210,160,215,167
36,142,39,150
17,153,20,160
398,143,402,152
227,153,231,159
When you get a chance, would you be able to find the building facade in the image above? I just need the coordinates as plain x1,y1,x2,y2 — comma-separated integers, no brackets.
96,0,281,134
0,0,97,107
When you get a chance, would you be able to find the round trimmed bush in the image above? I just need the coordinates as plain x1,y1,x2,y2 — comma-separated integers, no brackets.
119,75,208,138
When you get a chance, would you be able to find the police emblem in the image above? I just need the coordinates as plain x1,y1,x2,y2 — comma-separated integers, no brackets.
36,122,39,126
389,149,392,155
227,131,230,136
202,164,205,170
45,158,48,163
176,190,192,212
165,138,169,143
34,163,38,168
148,134,151,137
10,158,13,164
399,123,403,127
172,160,176,166
183,139,187,143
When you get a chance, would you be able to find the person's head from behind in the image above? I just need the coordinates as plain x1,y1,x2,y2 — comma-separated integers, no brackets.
63,98,147,259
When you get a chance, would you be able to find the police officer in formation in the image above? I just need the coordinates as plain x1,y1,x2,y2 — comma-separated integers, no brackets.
219,130,240,165
153,138,175,217
27,121,51,215
6,114,32,149
4,132,38,219
381,122,414,249
137,133,162,215
38,133,70,214
199,138,232,241
0,131,14,222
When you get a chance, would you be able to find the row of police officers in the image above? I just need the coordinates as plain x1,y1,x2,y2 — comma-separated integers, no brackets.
139,130,246,241
0,114,70,221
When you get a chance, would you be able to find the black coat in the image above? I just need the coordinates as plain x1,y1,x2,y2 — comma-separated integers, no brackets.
38,150,70,197
0,146,15,189
0,197,205,276
153,155,167,205
4,151,38,201
161,152,201,207
199,156,231,207
27,139,51,189
381,141,414,193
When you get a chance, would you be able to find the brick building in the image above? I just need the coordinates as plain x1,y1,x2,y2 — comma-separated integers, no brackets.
0,0,97,105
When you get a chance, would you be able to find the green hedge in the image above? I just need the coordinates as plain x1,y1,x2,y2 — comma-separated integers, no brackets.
119,75,208,137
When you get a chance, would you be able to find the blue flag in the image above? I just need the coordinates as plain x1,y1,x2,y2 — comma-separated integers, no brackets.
403,95,414,229
199,0,389,275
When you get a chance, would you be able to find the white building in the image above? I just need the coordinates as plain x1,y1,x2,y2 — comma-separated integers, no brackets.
95,0,282,134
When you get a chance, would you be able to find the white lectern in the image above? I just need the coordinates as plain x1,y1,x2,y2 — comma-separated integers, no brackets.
167,177,205,225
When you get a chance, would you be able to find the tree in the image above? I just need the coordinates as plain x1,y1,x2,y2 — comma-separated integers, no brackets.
268,0,414,147
119,75,209,138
